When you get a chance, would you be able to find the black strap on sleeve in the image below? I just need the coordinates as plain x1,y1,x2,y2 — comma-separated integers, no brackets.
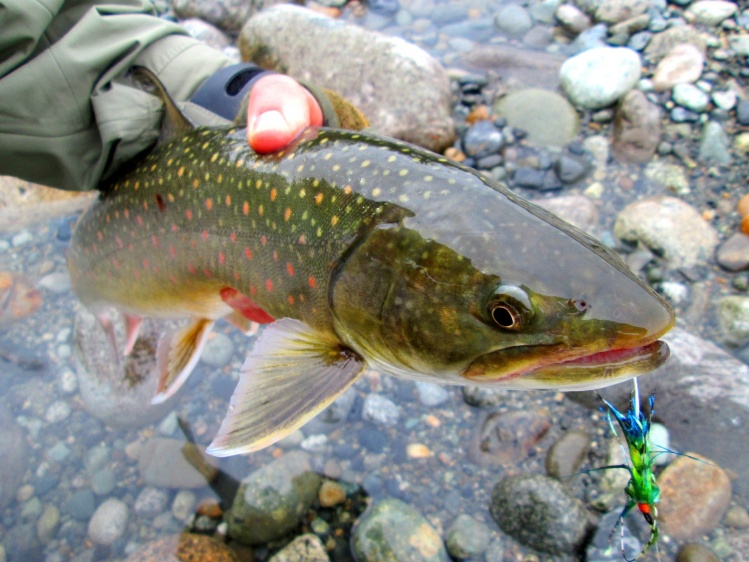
190,63,276,121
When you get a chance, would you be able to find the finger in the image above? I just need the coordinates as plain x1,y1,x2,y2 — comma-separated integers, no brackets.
247,74,323,153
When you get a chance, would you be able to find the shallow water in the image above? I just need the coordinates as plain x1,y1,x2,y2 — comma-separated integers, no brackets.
2,0,749,561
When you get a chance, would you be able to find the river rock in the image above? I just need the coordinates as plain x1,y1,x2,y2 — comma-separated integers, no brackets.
613,196,718,269
181,18,232,51
560,47,642,109
556,4,592,35
172,0,269,33
676,544,721,562
673,83,710,113
490,474,589,554
595,0,650,24
0,410,29,511
227,450,322,545
536,195,599,235
73,308,178,428
545,430,591,478
495,5,533,36
445,514,492,559
717,232,749,271
644,27,707,62
239,5,454,152
470,409,551,465
659,453,732,540
612,89,661,163
138,438,218,489
698,121,732,164
352,498,449,561
124,533,239,562
88,498,129,546
461,45,566,91
716,295,749,346
652,44,705,91
686,1,738,26
269,534,329,562
494,88,579,146
643,161,689,195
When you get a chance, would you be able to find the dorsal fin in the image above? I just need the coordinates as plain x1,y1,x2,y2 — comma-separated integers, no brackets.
131,65,194,144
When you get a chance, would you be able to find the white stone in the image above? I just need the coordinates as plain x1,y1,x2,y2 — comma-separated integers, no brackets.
686,1,738,25
560,47,642,109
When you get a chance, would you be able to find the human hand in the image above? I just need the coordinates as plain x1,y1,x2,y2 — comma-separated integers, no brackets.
246,74,323,153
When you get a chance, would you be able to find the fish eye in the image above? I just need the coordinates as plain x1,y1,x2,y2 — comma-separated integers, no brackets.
487,284,533,331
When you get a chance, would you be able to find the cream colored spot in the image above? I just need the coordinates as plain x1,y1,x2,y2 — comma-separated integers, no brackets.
387,156,396,163
361,160,371,168
398,194,409,203
424,175,433,182
372,188,381,196
399,169,408,176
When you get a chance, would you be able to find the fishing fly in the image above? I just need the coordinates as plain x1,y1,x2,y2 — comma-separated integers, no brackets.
597,378,660,561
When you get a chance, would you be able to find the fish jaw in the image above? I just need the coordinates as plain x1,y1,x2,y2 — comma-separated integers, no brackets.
462,339,671,391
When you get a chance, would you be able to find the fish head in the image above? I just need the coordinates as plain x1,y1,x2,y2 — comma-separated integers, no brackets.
330,175,674,392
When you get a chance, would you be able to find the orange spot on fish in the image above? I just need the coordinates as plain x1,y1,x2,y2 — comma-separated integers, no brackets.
151,235,158,248
96,231,103,241
284,207,292,221
261,235,267,246
169,244,176,257
178,166,185,177
315,193,323,204
286,262,295,276
124,209,130,219
205,198,213,211
167,193,175,203
219,252,225,265
202,230,209,241
171,223,179,232
143,200,148,211
308,276,317,288
230,232,237,243
298,234,307,245
186,209,193,220
187,263,196,274
234,272,240,281
270,188,277,201
344,185,352,195
155,194,166,212
331,215,339,226
225,195,231,206
193,179,199,189
142,259,150,269
115,236,124,249
265,279,273,292
203,268,212,277
250,285,257,296
243,201,250,215
244,248,253,260
273,250,279,262
287,295,295,305
136,215,144,226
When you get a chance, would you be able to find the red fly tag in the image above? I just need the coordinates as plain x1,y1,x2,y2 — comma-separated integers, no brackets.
220,287,274,324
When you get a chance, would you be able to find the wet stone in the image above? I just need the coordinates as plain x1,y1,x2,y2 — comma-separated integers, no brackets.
91,468,117,496
560,47,642,109
470,409,551,465
652,43,705,91
36,504,60,545
134,486,170,518
671,106,701,123
445,514,492,559
676,543,721,562
494,4,533,36
545,430,591,478
644,160,689,195
699,121,732,164
65,489,96,521
138,438,218,489
595,0,650,24
490,474,589,554
171,490,197,522
586,509,643,561
358,425,388,453
686,0,738,25
554,153,592,183
200,332,234,366
536,195,599,235
88,497,129,546
737,99,749,125
123,533,239,562
414,381,450,406
352,498,449,561
614,196,718,269
461,386,510,407
556,4,592,35
715,233,749,271
659,453,732,540
462,120,503,158
227,450,322,545
362,393,400,426
716,295,749,346
673,83,710,113
269,533,330,562
494,88,579,147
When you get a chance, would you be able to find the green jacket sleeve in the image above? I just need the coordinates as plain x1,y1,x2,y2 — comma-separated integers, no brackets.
0,0,232,191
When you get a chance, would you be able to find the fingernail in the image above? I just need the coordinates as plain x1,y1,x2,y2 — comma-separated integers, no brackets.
252,110,288,134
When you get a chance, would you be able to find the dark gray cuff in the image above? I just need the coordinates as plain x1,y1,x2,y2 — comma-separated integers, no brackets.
190,63,275,122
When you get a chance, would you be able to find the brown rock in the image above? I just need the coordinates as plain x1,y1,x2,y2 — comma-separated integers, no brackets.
460,45,566,90
0,272,42,323
318,480,346,508
612,90,661,163
124,533,239,562
658,453,732,540
738,193,749,217
595,0,650,24
470,409,551,466
652,44,705,91
716,232,749,271
676,543,720,562
644,27,707,62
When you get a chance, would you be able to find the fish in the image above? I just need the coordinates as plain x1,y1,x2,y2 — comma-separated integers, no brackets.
67,69,675,456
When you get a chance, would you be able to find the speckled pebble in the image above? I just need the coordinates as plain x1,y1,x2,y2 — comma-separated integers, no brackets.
560,47,642,109
362,393,400,426
134,486,170,518
415,381,450,406
445,514,491,559
88,498,129,546
45,400,71,423
11,231,33,247
673,83,710,113
172,490,197,522
58,368,78,394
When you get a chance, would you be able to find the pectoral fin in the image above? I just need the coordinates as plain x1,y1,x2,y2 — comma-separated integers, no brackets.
206,318,365,456
152,318,215,404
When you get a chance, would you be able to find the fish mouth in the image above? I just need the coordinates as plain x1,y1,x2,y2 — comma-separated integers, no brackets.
463,339,670,392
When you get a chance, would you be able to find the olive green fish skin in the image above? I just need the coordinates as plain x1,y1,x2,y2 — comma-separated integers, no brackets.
69,126,674,390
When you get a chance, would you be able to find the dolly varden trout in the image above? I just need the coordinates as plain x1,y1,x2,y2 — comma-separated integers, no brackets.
68,78,674,457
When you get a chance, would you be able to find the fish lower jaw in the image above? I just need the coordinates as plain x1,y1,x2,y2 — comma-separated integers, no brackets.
462,340,670,392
